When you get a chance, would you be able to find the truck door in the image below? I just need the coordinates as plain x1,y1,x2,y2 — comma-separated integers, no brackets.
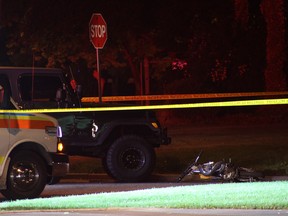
0,77,10,175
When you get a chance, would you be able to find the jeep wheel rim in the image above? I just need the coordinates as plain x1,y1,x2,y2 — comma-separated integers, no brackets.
120,148,146,170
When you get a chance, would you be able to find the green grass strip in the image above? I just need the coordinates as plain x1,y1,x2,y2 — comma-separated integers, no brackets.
1,181,288,211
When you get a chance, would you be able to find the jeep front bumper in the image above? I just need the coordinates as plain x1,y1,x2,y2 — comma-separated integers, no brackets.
161,127,171,145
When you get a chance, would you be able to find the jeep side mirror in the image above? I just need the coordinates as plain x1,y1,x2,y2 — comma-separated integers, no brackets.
56,88,66,102
76,85,82,99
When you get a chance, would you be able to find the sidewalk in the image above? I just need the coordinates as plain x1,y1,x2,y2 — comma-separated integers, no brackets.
1,208,286,216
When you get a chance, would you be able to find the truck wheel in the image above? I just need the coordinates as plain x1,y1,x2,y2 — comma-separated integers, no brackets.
1,151,47,200
104,135,156,182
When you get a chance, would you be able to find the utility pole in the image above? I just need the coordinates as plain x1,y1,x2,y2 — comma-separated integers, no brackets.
0,0,3,25
144,57,150,105
144,57,149,95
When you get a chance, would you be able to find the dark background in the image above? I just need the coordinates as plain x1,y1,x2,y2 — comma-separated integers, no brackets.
0,0,287,98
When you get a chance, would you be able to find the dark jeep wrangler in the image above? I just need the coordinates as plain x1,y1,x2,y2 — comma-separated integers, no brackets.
0,67,171,182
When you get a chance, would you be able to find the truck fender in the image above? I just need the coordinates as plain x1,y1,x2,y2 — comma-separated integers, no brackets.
0,157,10,190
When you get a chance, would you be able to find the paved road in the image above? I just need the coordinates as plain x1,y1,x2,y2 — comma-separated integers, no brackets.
0,178,206,200
42,181,192,197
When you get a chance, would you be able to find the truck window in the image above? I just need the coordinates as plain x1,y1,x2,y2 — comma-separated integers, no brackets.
0,75,12,109
0,85,4,108
19,75,63,102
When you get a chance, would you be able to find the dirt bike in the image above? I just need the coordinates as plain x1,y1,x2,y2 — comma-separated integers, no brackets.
177,150,264,183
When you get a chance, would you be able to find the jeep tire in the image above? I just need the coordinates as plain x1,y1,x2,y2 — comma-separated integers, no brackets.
104,135,156,182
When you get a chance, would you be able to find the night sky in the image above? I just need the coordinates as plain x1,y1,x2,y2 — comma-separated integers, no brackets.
0,0,287,95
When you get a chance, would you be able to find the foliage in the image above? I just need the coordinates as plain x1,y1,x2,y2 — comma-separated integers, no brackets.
0,0,287,95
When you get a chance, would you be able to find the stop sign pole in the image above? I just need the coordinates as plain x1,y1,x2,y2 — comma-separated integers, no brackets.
89,13,107,102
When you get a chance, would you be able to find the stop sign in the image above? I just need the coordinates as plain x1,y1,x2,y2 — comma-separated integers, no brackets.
89,13,107,49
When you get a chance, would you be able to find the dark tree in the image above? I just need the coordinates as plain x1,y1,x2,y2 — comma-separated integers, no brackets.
234,0,287,91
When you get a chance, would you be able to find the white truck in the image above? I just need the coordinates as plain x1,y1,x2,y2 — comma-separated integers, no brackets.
0,76,69,200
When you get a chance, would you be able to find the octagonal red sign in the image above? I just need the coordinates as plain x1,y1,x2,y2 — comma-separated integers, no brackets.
89,13,107,49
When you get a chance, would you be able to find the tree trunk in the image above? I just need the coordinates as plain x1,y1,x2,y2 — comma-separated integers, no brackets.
234,0,249,27
233,0,266,92
260,0,286,91
122,49,141,95
234,0,286,91
0,0,2,24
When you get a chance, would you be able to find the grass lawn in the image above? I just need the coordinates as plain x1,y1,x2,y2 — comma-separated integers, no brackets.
0,181,288,211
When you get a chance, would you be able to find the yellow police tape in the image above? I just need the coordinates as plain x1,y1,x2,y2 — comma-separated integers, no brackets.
81,91,288,102
0,98,288,113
